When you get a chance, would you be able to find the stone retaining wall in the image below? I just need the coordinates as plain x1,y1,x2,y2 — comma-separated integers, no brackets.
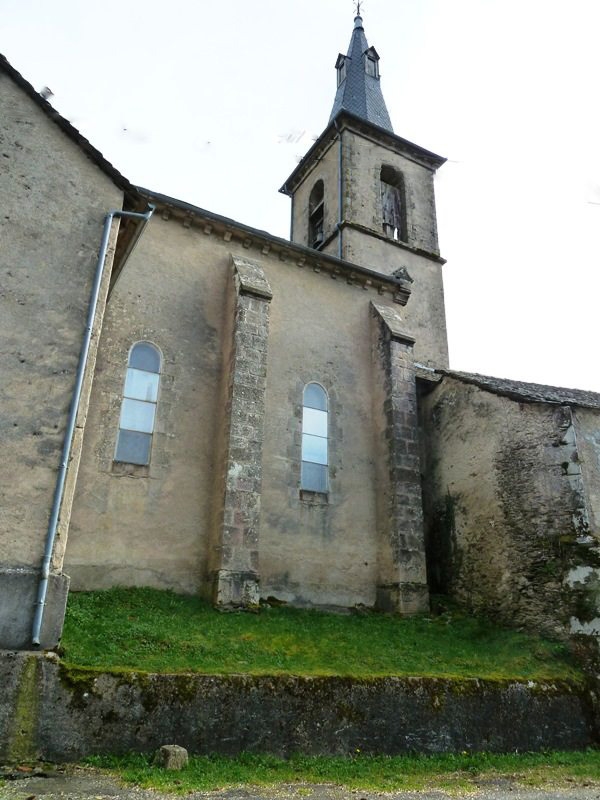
0,653,595,762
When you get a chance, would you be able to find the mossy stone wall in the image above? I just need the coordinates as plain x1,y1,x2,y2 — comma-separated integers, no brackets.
0,654,595,762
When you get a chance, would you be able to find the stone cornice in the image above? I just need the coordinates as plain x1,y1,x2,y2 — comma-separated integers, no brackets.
136,188,413,306
340,221,446,265
281,111,446,196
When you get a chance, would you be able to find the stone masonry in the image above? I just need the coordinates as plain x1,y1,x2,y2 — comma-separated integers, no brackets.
211,256,273,608
371,302,428,614
1,652,593,761
420,375,600,639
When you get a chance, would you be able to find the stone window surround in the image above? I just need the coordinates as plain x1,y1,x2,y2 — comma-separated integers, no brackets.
300,381,330,496
113,340,162,470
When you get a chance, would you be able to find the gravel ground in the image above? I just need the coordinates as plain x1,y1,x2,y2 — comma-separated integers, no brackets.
2,767,600,800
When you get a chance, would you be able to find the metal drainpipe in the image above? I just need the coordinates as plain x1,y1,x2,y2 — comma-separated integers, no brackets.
334,120,343,260
31,204,155,647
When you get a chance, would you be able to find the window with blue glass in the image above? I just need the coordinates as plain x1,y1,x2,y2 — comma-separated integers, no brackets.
114,342,161,465
301,383,328,493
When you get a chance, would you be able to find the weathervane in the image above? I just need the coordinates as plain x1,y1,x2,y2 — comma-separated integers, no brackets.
354,1,362,16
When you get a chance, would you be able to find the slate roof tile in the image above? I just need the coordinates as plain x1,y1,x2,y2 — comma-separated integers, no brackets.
329,15,393,132
441,370,600,410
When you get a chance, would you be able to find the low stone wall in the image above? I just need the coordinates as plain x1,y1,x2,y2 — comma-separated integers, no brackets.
0,652,595,762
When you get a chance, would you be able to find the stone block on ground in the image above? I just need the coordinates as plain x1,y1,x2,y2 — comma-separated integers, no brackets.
153,744,188,770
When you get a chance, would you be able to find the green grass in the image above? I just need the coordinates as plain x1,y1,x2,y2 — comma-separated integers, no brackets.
61,587,582,681
86,750,600,794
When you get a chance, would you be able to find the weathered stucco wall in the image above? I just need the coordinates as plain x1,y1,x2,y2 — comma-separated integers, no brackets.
0,71,124,647
0,72,123,569
421,377,599,638
344,227,448,369
66,215,228,594
259,257,380,607
67,211,412,609
0,653,593,762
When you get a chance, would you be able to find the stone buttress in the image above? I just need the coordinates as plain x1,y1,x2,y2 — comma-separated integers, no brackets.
371,302,428,614
210,256,273,607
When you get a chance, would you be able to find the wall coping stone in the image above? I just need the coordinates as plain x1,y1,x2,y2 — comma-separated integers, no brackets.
371,302,416,346
232,255,273,300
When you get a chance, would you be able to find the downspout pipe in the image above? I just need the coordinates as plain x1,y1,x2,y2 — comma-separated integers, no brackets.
31,204,154,647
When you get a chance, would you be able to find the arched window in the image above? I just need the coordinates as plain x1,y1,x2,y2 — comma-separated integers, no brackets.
308,180,325,249
380,165,405,242
114,342,161,465
301,383,328,492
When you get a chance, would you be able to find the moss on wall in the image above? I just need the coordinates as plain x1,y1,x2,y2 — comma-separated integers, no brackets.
7,656,39,763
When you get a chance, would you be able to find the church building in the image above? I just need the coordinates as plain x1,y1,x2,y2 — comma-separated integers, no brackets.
2,12,600,651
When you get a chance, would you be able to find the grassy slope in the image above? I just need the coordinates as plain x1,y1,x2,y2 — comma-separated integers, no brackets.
61,587,582,681
88,750,600,793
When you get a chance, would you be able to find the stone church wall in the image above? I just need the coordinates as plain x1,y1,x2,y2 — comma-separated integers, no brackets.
344,226,448,369
258,256,380,607
65,214,226,594
0,70,123,647
341,129,440,257
290,136,339,251
66,212,411,609
290,132,448,371
420,377,600,639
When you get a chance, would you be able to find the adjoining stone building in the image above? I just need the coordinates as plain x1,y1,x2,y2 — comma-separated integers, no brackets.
1,12,600,651
421,372,600,640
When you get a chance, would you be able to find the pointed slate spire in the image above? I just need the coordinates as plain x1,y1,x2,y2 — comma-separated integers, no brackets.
329,13,393,132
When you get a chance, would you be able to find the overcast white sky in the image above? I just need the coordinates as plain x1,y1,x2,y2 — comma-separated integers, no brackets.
4,0,600,390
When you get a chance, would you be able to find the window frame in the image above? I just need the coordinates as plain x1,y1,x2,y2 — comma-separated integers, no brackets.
114,341,162,466
380,164,407,243
300,382,329,494
308,180,325,250
365,55,379,78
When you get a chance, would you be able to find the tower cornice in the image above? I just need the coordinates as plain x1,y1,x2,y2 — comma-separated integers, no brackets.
280,110,446,198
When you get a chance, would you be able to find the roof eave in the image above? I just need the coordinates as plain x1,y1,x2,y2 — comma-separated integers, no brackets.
436,369,600,411
0,52,137,197
135,185,413,301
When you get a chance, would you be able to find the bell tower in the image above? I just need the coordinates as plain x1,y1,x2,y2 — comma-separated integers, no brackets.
281,12,449,369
